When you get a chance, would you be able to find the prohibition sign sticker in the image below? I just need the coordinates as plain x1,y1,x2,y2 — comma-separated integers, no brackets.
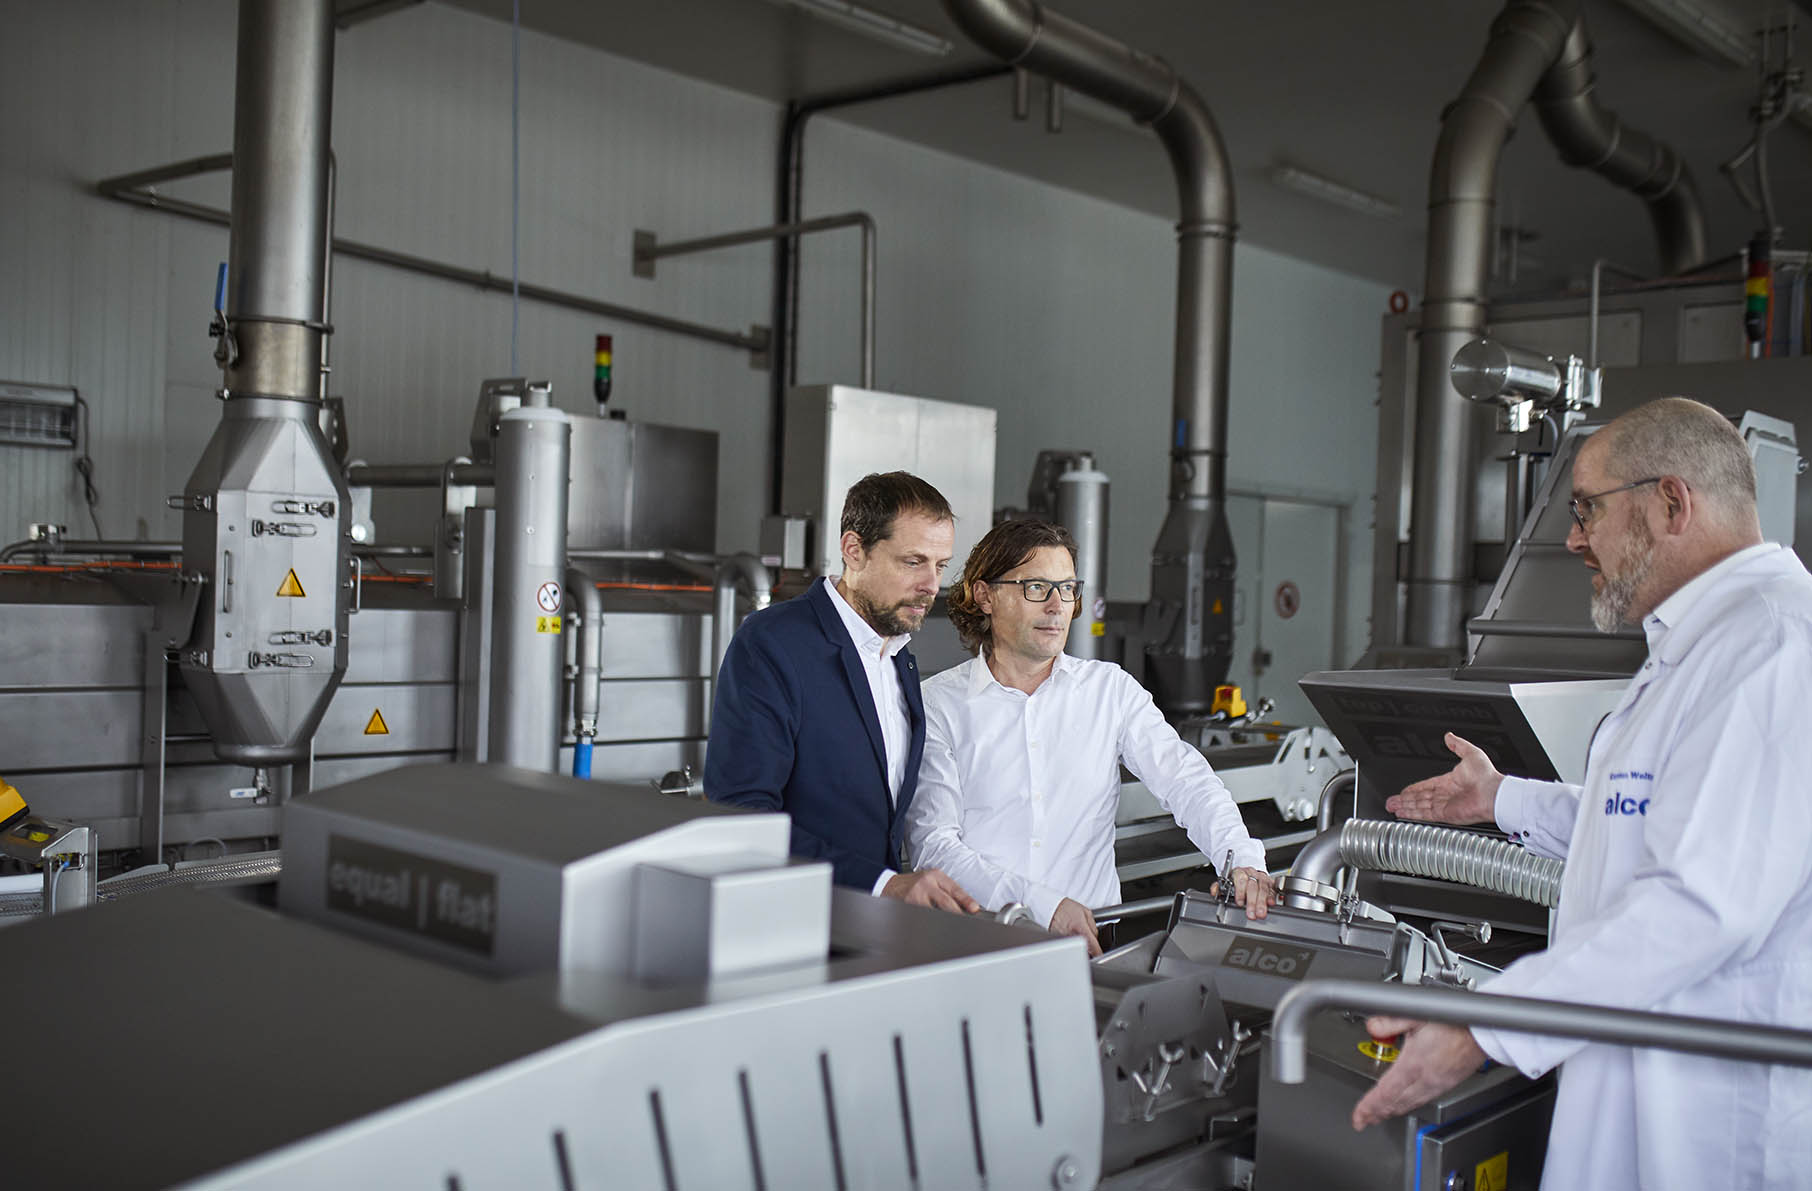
537,580,562,613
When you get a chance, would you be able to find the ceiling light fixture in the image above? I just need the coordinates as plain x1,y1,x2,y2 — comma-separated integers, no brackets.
760,0,954,57
1269,164,1401,219
1615,0,1756,68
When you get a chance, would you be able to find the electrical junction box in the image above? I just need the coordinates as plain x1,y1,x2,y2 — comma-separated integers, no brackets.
279,762,796,977
782,385,996,579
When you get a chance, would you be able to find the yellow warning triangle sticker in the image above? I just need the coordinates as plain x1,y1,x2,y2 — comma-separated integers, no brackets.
363,708,390,736
1211,599,1224,614
276,569,306,598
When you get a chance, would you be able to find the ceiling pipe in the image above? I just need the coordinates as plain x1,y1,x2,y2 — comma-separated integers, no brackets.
1406,1,1712,652
1404,0,1581,652
941,0,1240,714
1534,18,1709,276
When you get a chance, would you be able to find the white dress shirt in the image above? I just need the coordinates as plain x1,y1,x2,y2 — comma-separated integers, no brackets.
823,577,912,895
908,651,1265,928
1476,543,1812,1191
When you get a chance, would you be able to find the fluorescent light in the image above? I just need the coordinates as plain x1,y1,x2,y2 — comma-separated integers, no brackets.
760,0,953,57
1270,164,1401,219
1616,0,1755,68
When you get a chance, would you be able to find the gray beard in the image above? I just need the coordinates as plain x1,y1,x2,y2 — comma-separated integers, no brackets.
1590,518,1656,632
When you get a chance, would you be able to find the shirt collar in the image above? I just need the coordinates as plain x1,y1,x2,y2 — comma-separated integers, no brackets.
822,576,910,658
966,646,1075,696
1642,542,1779,660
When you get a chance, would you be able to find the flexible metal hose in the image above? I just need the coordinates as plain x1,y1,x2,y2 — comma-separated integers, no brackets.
97,853,283,901
1339,819,1563,907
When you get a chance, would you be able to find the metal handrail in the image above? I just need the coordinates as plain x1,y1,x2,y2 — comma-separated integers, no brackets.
95,157,767,357
1271,978,1812,1084
635,213,877,388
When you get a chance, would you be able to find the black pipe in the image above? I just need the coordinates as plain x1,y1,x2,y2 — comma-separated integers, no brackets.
767,63,1012,515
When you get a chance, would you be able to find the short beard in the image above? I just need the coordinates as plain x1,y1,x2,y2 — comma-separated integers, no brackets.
850,588,923,637
1590,515,1656,632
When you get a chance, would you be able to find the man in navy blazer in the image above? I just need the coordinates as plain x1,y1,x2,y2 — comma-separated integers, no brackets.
706,472,979,911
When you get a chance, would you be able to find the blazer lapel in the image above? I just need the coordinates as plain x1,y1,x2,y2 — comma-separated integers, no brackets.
808,583,890,786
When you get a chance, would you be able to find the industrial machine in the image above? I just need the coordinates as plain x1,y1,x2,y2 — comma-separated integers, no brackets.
5,759,1577,1191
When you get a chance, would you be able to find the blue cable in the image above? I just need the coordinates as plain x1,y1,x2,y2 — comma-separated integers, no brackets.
574,738,593,779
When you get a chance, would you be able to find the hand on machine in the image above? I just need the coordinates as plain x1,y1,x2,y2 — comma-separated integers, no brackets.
1210,862,1279,920
1048,897,1102,957
1350,1016,1488,1132
883,867,981,914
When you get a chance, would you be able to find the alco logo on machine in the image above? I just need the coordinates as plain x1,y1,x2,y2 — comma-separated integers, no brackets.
1219,938,1315,980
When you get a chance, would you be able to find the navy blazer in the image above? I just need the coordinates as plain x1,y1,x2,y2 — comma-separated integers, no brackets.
704,580,925,890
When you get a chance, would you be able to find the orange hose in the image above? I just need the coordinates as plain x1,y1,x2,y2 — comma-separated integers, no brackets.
0,560,180,573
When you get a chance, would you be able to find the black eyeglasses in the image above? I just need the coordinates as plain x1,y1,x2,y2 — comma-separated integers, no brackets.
1568,478,1661,532
987,578,1083,603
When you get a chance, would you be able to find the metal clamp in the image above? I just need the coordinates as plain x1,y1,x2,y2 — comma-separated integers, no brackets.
268,629,332,647
251,520,318,538
247,651,315,669
270,498,336,518
1204,1020,1252,1096
1128,1041,1187,1122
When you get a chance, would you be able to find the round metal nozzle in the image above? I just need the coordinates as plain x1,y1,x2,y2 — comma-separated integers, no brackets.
1450,337,1564,404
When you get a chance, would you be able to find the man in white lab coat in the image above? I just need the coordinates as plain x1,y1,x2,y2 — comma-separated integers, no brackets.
1351,397,1812,1190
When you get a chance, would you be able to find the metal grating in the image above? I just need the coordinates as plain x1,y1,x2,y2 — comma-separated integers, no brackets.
0,382,78,449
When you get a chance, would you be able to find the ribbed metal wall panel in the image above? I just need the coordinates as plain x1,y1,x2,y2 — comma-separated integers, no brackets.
3,0,1383,614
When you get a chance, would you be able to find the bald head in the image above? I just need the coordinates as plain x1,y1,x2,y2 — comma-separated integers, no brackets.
1586,397,1761,541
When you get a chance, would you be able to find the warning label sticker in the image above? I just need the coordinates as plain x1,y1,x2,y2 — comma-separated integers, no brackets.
363,708,390,736
535,615,562,634
277,569,306,598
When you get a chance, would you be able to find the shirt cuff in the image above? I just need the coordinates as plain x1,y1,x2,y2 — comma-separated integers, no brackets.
1222,841,1268,876
870,868,897,897
1494,776,1538,839
1468,1024,1553,1080
1025,884,1067,931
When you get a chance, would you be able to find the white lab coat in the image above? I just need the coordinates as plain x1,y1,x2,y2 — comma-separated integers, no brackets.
1474,544,1812,1191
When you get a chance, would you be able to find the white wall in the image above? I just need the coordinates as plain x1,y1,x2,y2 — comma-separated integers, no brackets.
2,0,1384,666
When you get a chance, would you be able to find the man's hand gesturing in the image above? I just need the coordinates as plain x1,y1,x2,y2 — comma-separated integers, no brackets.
1385,733,1505,826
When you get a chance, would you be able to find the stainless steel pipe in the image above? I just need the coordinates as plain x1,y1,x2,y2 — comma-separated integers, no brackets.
1271,979,1812,1085
345,461,495,488
1534,21,1707,276
0,539,180,562
566,565,603,740
711,552,775,686
223,0,334,402
941,0,1241,714
637,214,877,388
486,402,571,771
1405,0,1580,651
1057,466,1109,659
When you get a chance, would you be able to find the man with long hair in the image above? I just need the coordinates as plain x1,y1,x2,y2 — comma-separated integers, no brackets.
906,518,1274,954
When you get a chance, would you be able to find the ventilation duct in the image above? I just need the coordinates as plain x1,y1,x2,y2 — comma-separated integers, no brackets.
941,0,1239,713
1404,1,1708,651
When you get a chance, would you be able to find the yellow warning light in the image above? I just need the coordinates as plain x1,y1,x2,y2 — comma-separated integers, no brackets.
276,569,306,598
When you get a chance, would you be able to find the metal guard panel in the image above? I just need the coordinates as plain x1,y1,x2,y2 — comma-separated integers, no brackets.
196,933,1104,1191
